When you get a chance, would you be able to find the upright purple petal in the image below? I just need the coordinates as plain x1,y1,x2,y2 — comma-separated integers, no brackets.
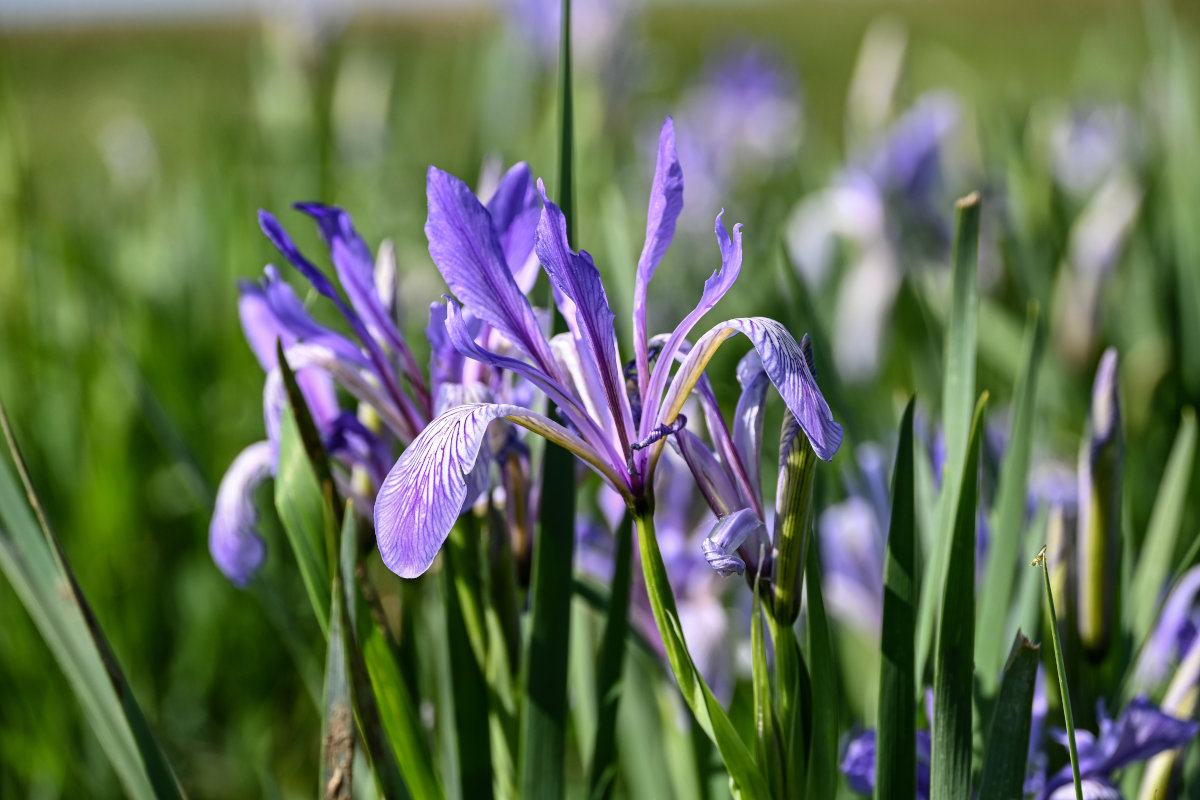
426,167,556,371
486,162,541,292
633,117,685,393
210,441,274,586
244,267,369,369
641,213,744,439
1134,565,1200,689
660,317,843,462
293,203,417,374
536,180,636,453
375,403,621,578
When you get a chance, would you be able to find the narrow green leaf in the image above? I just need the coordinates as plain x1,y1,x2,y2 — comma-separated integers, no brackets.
931,393,987,800
322,503,354,800
978,302,1045,685
876,397,918,800
588,514,634,800
443,522,495,799
336,508,410,800
768,612,808,797
751,581,785,799
518,0,578,793
805,533,839,800
1036,547,1084,800
918,193,982,678
1126,408,1197,644
274,345,334,634
635,513,771,799
617,648,678,800
977,633,1040,800
0,401,185,800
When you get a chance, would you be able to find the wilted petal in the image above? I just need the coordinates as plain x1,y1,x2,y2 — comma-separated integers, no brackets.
642,212,744,439
633,117,685,389
733,350,769,501
425,167,555,371
672,428,741,517
536,180,635,451
375,402,622,578
660,317,843,462
486,162,540,292
701,507,766,576
210,441,273,586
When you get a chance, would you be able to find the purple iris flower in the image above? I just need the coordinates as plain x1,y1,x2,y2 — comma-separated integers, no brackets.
1133,565,1200,691
374,118,842,579
211,168,541,587
1039,698,1198,800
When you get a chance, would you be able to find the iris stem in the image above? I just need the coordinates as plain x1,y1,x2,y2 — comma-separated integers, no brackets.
1035,548,1083,800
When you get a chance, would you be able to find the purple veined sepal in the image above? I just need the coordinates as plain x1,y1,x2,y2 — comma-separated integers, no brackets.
656,316,843,467
209,441,274,587
633,116,685,397
700,507,767,578
374,402,631,579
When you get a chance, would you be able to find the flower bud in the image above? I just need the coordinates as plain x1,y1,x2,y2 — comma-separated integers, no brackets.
773,411,819,625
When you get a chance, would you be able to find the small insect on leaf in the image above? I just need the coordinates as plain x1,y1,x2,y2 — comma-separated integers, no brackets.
1030,545,1047,568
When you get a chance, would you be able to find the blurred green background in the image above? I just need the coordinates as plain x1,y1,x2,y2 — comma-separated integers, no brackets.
2,1,1199,796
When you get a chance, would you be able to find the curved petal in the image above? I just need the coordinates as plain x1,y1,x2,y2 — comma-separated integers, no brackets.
375,402,625,578
660,317,843,462
210,441,274,586
486,162,541,292
633,117,685,393
425,166,556,372
536,180,635,453
244,267,368,369
733,350,769,502
671,428,741,517
641,212,743,439
701,508,766,577
1133,565,1200,688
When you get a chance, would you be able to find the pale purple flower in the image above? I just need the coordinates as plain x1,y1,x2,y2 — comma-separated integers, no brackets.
499,0,637,70
374,118,842,579
211,166,540,586
1039,698,1198,800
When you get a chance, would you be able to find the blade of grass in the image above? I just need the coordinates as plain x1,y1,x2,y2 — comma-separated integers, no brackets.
918,193,981,680
805,531,839,800
1126,407,1197,645
635,512,771,799
978,302,1045,686
930,393,987,800
977,633,1040,800
0,399,185,800
322,501,354,800
588,513,634,800
443,522,495,800
876,397,918,800
1034,545,1083,800
519,0,578,794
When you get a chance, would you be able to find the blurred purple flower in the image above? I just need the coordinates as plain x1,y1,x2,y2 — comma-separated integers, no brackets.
1039,698,1198,800
840,727,932,798
375,118,841,578
498,0,638,70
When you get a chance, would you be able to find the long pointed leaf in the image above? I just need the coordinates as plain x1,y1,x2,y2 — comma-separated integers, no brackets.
0,400,184,800
978,633,1040,800
930,393,988,800
876,398,918,800
978,303,1045,685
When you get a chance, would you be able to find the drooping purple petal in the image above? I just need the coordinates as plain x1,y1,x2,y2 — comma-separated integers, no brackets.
671,428,741,517
733,350,769,502
536,180,635,453
210,441,274,587
660,317,843,462
486,162,541,292
701,508,766,577
633,117,685,393
642,212,744,440
425,167,556,372
375,402,623,578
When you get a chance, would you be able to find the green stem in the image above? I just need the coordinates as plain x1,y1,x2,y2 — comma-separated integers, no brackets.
1039,553,1083,800
588,513,634,800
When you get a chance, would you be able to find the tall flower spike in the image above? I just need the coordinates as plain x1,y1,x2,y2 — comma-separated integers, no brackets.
374,118,843,579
